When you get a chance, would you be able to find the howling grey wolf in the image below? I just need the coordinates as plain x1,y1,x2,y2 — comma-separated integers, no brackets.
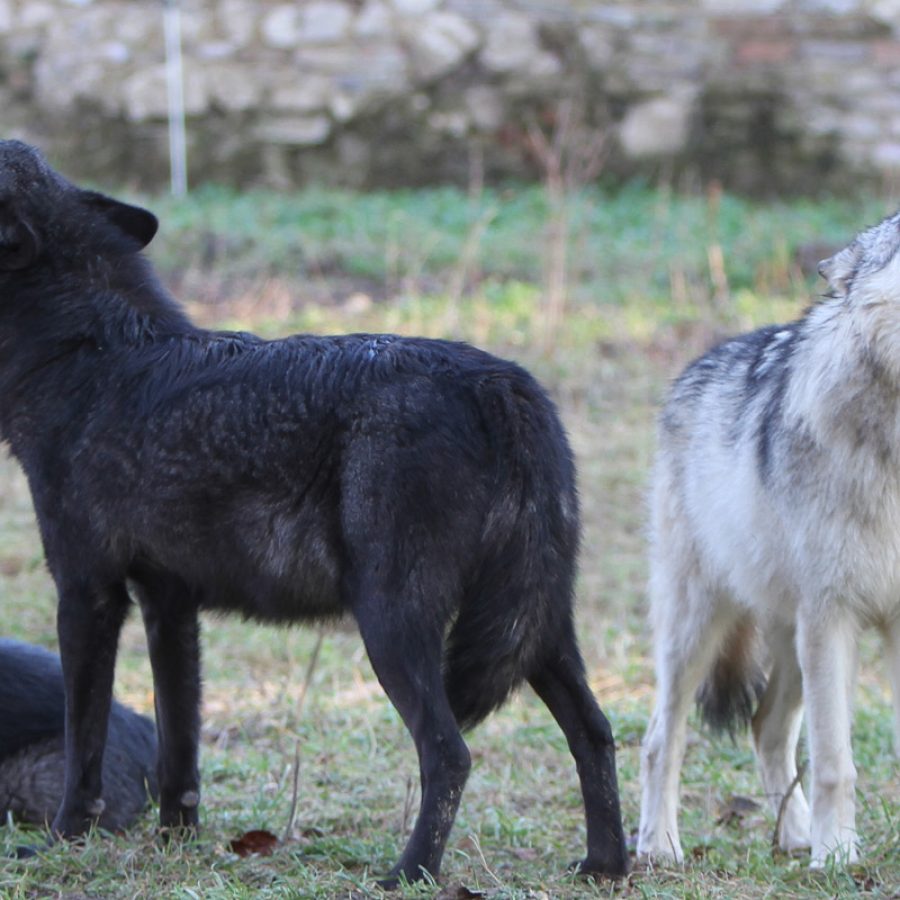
0,141,627,885
638,210,900,867
0,638,157,831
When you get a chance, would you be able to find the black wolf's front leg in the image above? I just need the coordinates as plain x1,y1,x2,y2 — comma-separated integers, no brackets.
52,581,130,838
138,577,202,834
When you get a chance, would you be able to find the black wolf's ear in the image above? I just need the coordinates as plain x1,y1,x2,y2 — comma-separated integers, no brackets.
818,242,861,299
83,191,159,249
0,207,39,270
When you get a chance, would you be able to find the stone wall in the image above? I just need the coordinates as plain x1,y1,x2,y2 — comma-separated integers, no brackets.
2,0,900,192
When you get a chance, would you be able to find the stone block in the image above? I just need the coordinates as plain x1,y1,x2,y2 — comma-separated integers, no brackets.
873,141,900,168
218,0,258,46
874,40,900,66
388,0,440,13
735,38,797,65
465,84,503,131
121,63,208,121
270,74,332,111
701,0,786,12
618,90,695,157
481,11,560,77
255,114,332,144
262,1,352,47
579,24,617,68
403,10,480,81
202,62,262,112
871,0,900,25
354,0,392,38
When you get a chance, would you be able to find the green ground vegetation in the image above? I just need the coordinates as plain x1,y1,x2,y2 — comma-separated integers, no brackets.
0,181,897,898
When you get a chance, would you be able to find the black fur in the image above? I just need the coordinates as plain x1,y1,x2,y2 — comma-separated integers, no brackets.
0,142,627,884
0,638,157,830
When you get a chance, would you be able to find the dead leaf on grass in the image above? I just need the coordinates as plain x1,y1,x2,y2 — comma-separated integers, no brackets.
716,794,761,826
433,884,486,899
0,556,24,576
229,829,279,857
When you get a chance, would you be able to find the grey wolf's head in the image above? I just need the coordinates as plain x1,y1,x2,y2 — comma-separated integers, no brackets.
818,209,900,301
0,140,158,272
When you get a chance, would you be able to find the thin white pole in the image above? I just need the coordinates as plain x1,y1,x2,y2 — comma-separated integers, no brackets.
163,0,187,196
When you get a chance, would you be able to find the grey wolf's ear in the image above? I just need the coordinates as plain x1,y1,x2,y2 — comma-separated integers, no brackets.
83,191,159,249
0,206,39,270
818,241,862,298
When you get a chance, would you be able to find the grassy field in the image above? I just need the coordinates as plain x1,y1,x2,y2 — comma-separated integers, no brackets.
0,182,898,898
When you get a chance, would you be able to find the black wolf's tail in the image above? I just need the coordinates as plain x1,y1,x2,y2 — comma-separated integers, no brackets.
695,618,766,736
442,370,579,732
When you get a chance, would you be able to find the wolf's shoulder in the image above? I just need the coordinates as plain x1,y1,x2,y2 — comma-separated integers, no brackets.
670,322,802,402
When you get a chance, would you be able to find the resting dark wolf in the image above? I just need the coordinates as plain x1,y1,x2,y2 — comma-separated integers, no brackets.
0,638,156,831
0,141,627,884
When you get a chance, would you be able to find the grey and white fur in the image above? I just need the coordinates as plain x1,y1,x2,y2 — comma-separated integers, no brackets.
638,209,900,867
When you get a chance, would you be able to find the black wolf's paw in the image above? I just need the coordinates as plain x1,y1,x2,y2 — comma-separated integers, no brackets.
159,790,200,840
10,835,54,860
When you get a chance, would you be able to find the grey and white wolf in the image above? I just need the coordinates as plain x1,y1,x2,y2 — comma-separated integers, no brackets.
638,210,900,867
0,142,627,885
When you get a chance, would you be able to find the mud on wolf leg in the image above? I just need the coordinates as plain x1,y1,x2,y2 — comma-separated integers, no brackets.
139,584,202,834
53,581,131,838
751,624,810,852
352,589,470,886
797,608,859,866
528,628,628,877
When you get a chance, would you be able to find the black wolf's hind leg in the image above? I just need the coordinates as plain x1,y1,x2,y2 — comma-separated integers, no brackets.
528,632,629,878
138,580,201,835
353,593,471,888
52,582,131,838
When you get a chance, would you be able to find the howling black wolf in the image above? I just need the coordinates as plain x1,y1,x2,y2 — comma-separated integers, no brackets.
0,141,627,885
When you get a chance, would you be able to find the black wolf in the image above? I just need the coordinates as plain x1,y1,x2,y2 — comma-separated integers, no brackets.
0,141,627,884
0,638,156,831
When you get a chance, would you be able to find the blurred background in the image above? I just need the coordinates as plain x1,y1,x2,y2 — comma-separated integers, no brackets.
2,3,900,896
3,0,900,195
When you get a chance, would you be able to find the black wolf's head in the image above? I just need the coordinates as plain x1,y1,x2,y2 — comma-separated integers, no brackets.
0,140,158,273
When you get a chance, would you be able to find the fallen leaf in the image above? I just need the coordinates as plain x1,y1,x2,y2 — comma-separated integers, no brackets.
229,829,279,857
716,794,761,826
433,884,486,899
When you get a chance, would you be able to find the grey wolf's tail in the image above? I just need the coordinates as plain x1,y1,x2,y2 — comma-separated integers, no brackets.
695,619,767,736
442,373,579,732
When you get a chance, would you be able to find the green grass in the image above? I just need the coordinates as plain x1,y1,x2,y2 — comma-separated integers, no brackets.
144,181,892,310
0,181,899,898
